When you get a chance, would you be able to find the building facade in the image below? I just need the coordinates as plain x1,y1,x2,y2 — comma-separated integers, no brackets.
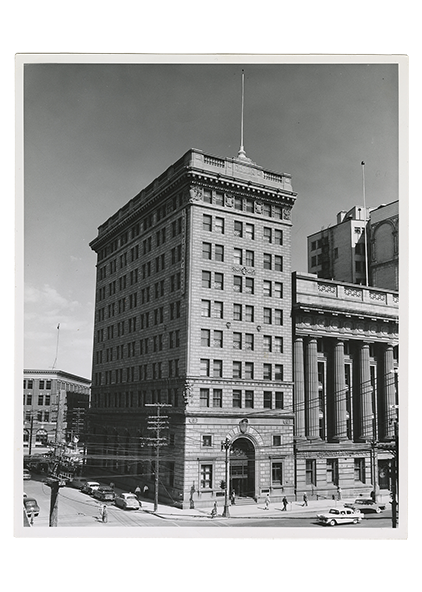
292,272,398,500
88,148,297,508
307,201,398,291
23,369,91,455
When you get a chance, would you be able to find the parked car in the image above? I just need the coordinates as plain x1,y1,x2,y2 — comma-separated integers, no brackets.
316,507,363,526
23,469,31,480
344,498,385,514
81,481,100,495
93,485,116,502
114,493,140,510
69,477,88,490
24,496,40,517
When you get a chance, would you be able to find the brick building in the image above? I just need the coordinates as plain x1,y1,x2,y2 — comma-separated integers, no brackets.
292,272,398,500
88,148,297,508
23,369,91,454
307,200,398,291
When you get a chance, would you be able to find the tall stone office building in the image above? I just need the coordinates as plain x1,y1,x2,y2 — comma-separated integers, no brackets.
89,148,297,508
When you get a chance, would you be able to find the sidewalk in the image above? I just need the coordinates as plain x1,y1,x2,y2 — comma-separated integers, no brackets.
139,496,362,521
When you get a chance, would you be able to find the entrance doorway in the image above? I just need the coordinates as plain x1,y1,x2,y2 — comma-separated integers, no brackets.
230,438,255,499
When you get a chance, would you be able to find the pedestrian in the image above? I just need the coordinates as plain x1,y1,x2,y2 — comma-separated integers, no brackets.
337,486,342,500
143,484,149,498
282,496,288,511
100,504,108,523
230,490,236,505
109,482,115,490
302,492,308,506
135,485,141,500
211,501,218,518
264,493,270,510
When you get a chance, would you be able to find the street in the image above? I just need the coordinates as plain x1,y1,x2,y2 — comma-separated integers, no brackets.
23,477,393,529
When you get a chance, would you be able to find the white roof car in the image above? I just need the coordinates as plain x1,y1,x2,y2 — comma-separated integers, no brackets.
316,507,363,526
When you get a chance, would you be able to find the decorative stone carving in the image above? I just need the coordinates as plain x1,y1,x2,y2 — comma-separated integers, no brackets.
183,380,194,405
189,187,202,202
225,194,234,207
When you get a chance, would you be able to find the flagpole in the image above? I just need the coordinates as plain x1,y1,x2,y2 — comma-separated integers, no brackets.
361,161,369,286
52,323,60,370
238,70,246,159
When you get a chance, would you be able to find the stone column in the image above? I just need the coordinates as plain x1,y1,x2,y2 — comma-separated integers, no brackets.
383,344,396,440
358,342,373,441
332,339,348,441
293,336,306,440
305,337,320,439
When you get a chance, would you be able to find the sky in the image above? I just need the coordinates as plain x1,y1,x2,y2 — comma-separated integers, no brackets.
21,58,399,379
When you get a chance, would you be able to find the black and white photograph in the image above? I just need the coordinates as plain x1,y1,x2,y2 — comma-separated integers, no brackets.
15,55,408,546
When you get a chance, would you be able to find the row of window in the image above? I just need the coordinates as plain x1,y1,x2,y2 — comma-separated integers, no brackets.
23,380,52,390
203,190,287,221
23,394,51,406
202,242,284,271
202,214,284,244
200,433,284,448
24,411,50,422
199,461,284,490
305,458,366,486
202,271,283,297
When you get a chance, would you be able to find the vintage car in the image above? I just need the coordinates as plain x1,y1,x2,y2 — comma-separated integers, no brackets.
344,498,385,514
81,481,100,495
114,493,140,510
93,485,116,502
24,496,40,518
316,507,363,526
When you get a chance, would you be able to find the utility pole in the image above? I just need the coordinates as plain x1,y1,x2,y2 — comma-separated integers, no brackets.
390,404,399,528
145,404,170,512
221,437,231,518
46,477,66,526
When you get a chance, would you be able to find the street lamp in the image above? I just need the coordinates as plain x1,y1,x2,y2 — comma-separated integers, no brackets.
221,437,231,517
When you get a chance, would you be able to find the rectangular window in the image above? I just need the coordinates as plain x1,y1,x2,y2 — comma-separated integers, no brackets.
232,389,242,408
272,462,283,486
214,273,224,290
306,459,317,486
213,389,222,407
213,330,223,348
245,199,254,213
200,359,210,377
245,391,254,408
234,220,243,237
327,459,339,486
200,389,210,408
274,365,283,381
201,329,210,347
39,380,45,390
235,197,243,210
200,464,213,488
263,307,272,324
215,192,224,206
213,360,223,378
274,255,283,272
263,364,272,380
244,333,254,351
244,362,254,379
245,277,254,294
203,214,212,232
233,332,242,350
214,301,224,319
264,227,272,242
215,244,224,262
233,276,242,292
202,271,211,289
202,299,211,317
215,217,225,234
275,391,284,409
273,435,282,446
264,253,272,270
354,458,366,482
263,281,272,297
245,305,254,322
245,223,255,240
202,242,212,260
274,309,283,325
263,335,272,352
234,248,243,265
245,250,254,267
38,395,44,405
233,303,242,321
202,435,212,447
233,361,242,379
274,282,283,299
274,337,283,353
203,189,212,203
264,391,272,408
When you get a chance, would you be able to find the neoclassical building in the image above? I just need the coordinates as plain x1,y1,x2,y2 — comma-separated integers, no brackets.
292,272,398,499
88,148,298,508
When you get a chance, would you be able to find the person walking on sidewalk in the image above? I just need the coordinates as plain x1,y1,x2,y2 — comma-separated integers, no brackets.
282,496,288,511
100,504,108,523
211,501,218,518
302,492,308,507
230,490,236,505
337,486,342,500
135,485,141,501
264,493,271,510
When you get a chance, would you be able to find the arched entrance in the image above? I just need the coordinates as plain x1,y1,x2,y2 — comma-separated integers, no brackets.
230,437,255,499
